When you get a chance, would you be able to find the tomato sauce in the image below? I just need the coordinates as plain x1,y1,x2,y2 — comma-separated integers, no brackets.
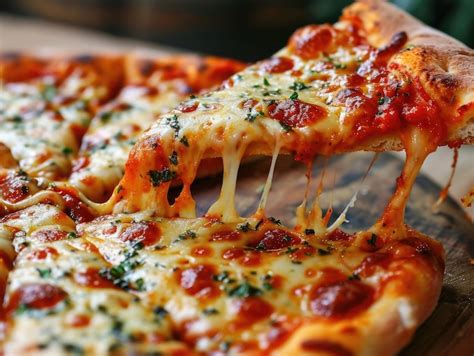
231,297,274,329
75,268,117,289
7,283,67,313
267,99,327,128
54,187,95,223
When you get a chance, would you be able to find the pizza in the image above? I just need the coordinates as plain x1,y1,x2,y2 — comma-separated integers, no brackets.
0,0,473,355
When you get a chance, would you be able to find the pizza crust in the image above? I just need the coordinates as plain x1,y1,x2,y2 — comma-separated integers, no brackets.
275,229,444,356
343,0,474,146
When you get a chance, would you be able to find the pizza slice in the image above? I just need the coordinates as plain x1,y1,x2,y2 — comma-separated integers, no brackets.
111,0,473,240
69,56,244,202
0,205,192,355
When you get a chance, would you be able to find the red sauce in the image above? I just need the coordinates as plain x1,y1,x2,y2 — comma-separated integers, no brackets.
231,297,274,329
326,229,355,242
222,247,245,260
191,246,213,257
68,314,91,328
27,247,59,261
290,245,316,260
75,268,116,289
261,56,294,73
250,228,301,251
268,99,327,128
7,283,67,313
71,157,90,172
289,25,335,59
309,279,374,318
0,173,30,203
31,229,68,243
209,230,240,242
54,188,95,223
177,264,220,300
120,221,160,246
300,339,353,356
240,252,262,267
0,251,12,269
177,101,199,113
354,253,391,278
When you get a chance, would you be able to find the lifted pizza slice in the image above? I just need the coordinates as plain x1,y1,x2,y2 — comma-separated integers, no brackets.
111,0,473,238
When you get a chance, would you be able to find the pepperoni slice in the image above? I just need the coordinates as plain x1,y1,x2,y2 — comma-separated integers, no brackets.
268,99,326,128
54,188,95,223
177,264,220,300
260,57,294,73
27,247,59,261
177,101,199,113
75,268,117,289
231,297,274,329
119,221,160,246
209,230,240,242
0,173,30,203
251,229,301,251
7,283,67,313
31,229,68,243
289,25,335,59
309,280,374,318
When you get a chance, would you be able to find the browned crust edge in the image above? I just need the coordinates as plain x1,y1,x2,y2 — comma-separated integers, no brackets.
343,0,474,145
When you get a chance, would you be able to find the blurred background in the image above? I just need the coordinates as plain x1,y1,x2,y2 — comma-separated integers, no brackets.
1,0,472,61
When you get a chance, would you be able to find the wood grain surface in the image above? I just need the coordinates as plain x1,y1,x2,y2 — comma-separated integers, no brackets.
186,152,474,355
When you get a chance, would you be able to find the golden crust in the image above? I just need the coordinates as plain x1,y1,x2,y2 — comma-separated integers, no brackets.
343,0,474,145
276,228,445,355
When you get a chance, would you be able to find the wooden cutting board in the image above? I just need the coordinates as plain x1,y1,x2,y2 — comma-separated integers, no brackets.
187,151,474,355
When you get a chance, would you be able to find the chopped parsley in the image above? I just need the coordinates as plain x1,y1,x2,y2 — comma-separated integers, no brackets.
279,121,293,132
37,268,52,278
134,278,145,291
305,229,315,235
148,168,176,187
202,308,219,315
237,222,251,232
228,282,262,298
289,81,310,91
348,273,361,281
99,111,113,123
67,232,77,239
268,217,281,225
169,151,178,165
317,248,331,256
177,230,197,241
62,147,73,155
367,233,378,246
378,96,389,105
180,135,190,147
289,91,299,100
41,84,57,101
263,77,271,86
153,306,169,322
166,114,181,136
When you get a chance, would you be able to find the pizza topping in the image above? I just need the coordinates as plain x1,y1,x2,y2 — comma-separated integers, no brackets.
260,57,294,73
7,283,68,313
250,228,301,251
309,279,374,318
288,25,335,59
67,314,91,328
75,268,117,289
31,229,68,243
0,171,31,203
267,99,327,128
230,297,273,329
119,221,160,246
54,188,95,223
209,230,240,242
177,264,220,299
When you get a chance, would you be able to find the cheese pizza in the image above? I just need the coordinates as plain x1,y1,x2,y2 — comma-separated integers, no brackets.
0,0,473,355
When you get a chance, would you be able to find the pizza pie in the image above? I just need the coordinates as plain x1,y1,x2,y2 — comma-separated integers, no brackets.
0,0,473,355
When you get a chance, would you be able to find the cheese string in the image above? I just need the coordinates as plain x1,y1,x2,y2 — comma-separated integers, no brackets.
432,146,458,211
257,138,281,214
327,152,379,233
